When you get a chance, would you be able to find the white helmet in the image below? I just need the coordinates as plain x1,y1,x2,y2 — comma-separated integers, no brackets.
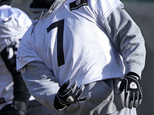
0,4,32,52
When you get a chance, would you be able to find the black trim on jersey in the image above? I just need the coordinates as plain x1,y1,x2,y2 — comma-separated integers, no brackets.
47,19,65,67
69,0,88,11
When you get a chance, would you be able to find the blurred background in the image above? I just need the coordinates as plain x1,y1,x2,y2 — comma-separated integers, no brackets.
11,0,154,115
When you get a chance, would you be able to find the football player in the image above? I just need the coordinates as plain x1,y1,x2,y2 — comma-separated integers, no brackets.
17,0,146,114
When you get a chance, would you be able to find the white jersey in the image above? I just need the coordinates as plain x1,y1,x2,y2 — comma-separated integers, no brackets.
0,5,32,109
17,0,124,86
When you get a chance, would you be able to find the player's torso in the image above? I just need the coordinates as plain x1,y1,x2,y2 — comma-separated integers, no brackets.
34,0,124,86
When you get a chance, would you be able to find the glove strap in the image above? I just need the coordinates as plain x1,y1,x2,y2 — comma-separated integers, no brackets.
54,96,66,110
125,72,140,80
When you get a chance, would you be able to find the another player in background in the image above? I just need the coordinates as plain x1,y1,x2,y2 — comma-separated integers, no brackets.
0,0,58,115
17,0,146,114
0,0,31,114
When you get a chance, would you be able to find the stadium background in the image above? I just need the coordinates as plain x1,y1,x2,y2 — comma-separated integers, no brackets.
11,0,154,115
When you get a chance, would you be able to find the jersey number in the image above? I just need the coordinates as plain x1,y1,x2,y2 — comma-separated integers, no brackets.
47,19,65,67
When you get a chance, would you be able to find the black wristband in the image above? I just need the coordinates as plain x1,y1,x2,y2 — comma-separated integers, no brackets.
54,95,66,110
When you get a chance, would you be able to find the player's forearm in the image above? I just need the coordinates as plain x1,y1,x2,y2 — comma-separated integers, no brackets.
12,72,30,105
103,6,146,77
21,60,60,109
1,46,30,105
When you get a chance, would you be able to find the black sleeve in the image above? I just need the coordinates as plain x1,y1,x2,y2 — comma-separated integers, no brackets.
0,43,31,106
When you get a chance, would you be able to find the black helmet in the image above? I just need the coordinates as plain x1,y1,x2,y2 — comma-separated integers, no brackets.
30,0,55,9
0,0,12,6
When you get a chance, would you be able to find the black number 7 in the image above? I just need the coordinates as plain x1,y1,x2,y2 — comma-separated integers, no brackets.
47,19,65,67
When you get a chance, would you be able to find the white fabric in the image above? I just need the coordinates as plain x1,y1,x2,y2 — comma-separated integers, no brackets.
17,0,124,86
0,5,32,52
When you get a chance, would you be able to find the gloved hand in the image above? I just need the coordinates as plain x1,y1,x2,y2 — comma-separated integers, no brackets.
54,80,87,110
117,72,143,109
0,101,27,115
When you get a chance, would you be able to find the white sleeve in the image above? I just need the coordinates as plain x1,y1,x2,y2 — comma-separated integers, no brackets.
89,0,145,77
90,0,123,23
21,60,59,109
102,7,146,77
16,25,42,71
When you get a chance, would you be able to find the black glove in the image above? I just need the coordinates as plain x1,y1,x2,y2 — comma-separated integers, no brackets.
54,80,86,110
117,72,143,109
0,101,27,115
